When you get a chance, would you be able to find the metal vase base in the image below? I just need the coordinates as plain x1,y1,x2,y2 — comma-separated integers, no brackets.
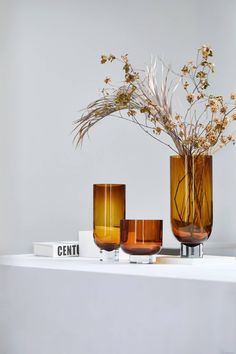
181,243,203,258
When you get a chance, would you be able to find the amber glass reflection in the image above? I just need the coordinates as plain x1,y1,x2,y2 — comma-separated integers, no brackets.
93,184,126,251
120,220,163,255
170,155,213,245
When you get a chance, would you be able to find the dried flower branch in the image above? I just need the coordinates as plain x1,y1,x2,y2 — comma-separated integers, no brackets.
73,46,236,156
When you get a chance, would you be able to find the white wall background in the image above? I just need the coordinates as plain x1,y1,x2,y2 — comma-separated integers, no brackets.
1,0,236,254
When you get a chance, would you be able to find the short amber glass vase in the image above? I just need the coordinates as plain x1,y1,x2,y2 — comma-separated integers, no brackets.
120,220,163,264
93,184,126,261
170,155,213,258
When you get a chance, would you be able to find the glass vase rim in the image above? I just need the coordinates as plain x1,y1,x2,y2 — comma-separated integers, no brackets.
120,219,163,222
170,154,212,159
93,183,126,187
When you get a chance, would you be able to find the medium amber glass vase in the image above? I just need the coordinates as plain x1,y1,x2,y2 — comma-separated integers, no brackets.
93,184,126,261
120,220,163,263
170,155,213,258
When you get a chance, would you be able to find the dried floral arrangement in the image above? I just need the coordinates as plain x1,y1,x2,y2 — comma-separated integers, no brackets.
73,46,236,156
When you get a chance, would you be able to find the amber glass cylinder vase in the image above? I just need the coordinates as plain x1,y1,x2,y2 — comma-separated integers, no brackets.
120,220,163,264
170,155,213,258
93,184,126,262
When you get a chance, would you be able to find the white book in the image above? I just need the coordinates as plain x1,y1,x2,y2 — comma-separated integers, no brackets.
33,241,79,258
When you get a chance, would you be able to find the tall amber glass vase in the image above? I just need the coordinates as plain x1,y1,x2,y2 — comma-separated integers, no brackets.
170,155,213,258
93,184,126,262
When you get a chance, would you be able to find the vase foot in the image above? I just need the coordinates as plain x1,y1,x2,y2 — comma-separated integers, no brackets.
181,243,203,258
99,249,119,262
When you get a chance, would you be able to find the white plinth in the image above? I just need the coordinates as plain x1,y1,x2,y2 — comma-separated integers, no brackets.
0,254,236,354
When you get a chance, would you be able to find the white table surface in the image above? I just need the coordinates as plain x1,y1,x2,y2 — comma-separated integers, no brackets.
0,253,236,282
0,254,236,354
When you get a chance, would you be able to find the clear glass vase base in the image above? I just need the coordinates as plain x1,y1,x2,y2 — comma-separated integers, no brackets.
129,255,156,264
99,249,119,262
181,243,203,258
